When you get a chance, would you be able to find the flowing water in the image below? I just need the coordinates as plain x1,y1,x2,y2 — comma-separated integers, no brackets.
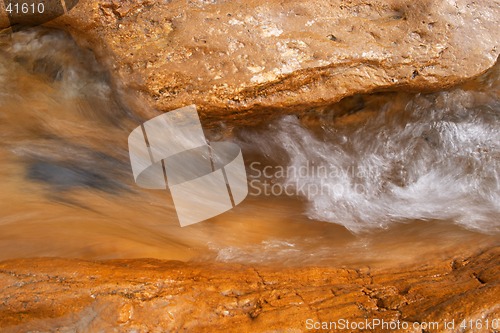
0,27,498,267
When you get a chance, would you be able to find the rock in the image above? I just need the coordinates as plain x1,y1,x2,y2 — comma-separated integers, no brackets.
0,247,498,332
29,0,497,122
0,1,499,332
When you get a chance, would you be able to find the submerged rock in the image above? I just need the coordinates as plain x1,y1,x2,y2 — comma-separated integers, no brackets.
36,0,500,121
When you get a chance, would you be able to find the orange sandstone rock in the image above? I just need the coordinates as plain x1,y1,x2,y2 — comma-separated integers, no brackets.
0,247,498,332
36,0,500,122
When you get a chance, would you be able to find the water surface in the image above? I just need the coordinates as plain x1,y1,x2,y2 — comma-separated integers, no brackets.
0,28,498,268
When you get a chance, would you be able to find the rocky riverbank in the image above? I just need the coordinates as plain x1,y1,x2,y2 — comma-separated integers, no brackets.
0,1,499,332
44,0,500,124
0,246,498,332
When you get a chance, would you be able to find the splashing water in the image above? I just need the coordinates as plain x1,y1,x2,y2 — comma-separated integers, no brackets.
0,27,498,266
237,85,500,233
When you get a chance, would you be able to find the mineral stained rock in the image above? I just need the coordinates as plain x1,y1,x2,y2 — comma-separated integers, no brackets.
39,0,500,121
0,247,498,332
1,1,499,332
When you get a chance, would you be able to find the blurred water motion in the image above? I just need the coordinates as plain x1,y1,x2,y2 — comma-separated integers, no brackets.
0,28,498,267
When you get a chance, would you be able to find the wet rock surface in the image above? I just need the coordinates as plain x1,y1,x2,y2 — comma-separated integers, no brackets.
0,246,498,332
1,1,499,332
38,0,500,122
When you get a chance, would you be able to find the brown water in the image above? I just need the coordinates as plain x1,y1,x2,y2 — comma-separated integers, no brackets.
0,27,498,267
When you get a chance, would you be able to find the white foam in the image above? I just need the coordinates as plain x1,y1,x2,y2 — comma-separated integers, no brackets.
238,88,500,233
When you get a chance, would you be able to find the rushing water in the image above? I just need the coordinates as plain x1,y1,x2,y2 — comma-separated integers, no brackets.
0,28,498,267
238,88,500,234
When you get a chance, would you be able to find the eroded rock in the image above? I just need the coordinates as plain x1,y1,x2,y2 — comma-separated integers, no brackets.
0,247,498,332
33,0,499,122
